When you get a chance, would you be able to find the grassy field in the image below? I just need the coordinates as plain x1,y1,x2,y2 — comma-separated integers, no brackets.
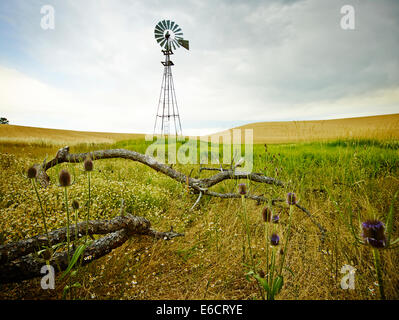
0,124,145,145
210,113,399,144
0,116,398,300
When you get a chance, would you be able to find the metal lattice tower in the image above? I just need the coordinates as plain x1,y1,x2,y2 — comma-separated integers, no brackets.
153,20,189,136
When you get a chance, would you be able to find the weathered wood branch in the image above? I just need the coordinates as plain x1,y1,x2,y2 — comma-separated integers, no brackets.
0,214,184,284
36,146,285,190
0,214,149,264
33,146,324,241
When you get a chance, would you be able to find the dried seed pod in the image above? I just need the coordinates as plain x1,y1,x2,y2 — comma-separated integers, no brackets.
84,157,93,172
287,192,297,205
262,207,272,223
27,166,37,179
59,169,71,187
42,249,52,261
238,183,247,195
72,200,80,210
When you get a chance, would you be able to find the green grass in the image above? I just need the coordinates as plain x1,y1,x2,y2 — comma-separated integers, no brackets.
0,137,398,300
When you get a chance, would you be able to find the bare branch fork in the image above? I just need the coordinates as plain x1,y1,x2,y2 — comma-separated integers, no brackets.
0,213,184,284
38,147,325,236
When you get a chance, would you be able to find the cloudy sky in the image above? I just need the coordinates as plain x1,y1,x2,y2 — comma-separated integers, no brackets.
0,0,398,135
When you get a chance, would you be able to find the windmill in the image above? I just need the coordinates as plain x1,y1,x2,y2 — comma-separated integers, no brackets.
153,20,189,136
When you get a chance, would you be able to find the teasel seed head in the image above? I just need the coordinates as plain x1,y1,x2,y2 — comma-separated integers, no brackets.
59,169,71,187
279,248,284,255
27,166,37,179
42,249,52,261
262,207,272,223
72,200,80,210
361,220,387,249
238,183,247,195
258,269,266,278
287,192,297,206
270,233,280,246
84,157,93,172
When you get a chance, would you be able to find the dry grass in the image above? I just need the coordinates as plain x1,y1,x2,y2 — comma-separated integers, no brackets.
209,113,399,144
0,124,145,145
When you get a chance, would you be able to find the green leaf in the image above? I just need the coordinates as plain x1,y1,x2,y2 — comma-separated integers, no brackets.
253,274,270,293
60,244,87,280
272,275,284,295
386,190,398,245
62,285,70,300
245,270,254,281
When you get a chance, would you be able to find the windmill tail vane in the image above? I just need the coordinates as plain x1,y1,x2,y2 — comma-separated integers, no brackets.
153,20,189,137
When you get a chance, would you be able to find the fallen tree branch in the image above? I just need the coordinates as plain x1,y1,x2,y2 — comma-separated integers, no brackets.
0,214,184,284
0,214,150,264
36,146,285,190
33,146,325,242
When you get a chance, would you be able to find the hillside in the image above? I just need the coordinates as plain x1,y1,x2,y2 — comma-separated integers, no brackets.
0,125,145,145
208,113,399,144
1,113,398,145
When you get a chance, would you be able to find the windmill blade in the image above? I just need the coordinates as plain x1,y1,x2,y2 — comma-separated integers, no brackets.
159,38,167,48
166,20,171,30
154,31,164,40
156,37,164,45
155,23,164,32
170,21,176,31
154,29,163,36
161,20,168,30
177,39,189,50
155,24,165,33
172,23,180,33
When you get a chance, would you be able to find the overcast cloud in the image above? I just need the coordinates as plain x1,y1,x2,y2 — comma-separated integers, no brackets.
0,0,398,135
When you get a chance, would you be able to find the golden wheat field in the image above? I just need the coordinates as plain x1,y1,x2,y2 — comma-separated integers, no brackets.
210,113,399,144
0,114,398,300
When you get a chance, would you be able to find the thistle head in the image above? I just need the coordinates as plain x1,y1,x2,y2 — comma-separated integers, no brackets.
238,183,247,195
42,249,52,261
361,220,387,249
27,166,37,179
59,169,71,187
262,207,272,223
72,200,80,210
287,192,297,206
84,157,93,172
270,233,280,246
272,214,280,224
